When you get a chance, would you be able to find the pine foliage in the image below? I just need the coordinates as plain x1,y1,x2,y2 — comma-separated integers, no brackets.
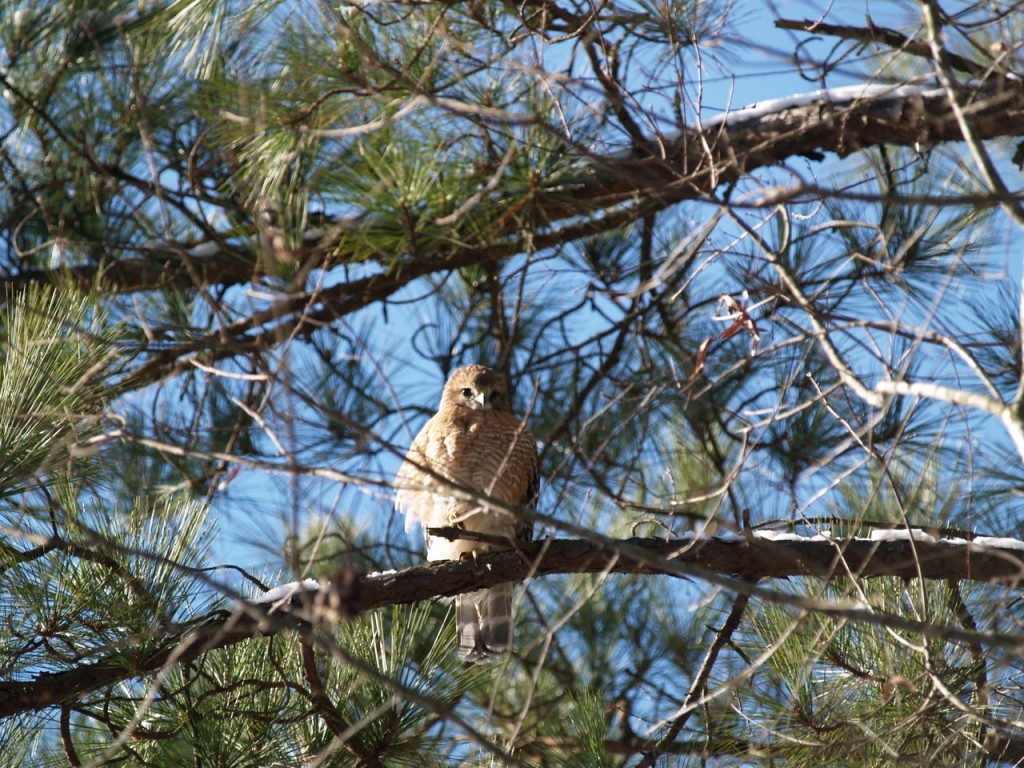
3,0,1024,765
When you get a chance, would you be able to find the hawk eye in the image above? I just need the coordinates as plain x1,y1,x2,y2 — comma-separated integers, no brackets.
461,388,473,398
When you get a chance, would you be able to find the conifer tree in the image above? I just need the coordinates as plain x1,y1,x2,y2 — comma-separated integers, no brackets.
3,1,1024,765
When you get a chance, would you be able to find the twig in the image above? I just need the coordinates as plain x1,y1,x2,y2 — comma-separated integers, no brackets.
636,590,752,767
776,17,986,76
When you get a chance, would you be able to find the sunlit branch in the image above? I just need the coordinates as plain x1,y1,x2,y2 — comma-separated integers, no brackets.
3,532,1024,719
874,378,1024,462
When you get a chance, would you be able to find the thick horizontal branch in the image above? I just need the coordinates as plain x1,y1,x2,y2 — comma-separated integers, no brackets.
357,533,1024,608
4,244,258,296
2,533,1023,719
8,79,1024,301
568,80,1024,212
8,80,1023,394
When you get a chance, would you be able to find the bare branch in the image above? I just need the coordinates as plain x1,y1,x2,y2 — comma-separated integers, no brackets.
775,17,988,77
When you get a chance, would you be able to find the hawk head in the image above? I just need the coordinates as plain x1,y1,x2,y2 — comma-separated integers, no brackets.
441,365,510,412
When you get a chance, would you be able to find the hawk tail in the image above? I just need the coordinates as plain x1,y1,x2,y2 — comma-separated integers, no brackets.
455,585,512,663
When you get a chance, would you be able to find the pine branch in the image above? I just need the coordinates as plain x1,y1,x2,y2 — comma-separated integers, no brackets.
7,78,1021,399
299,639,386,767
3,534,1024,719
775,17,988,77
357,534,1024,605
637,590,752,767
7,78,1024,301
4,245,258,295
0,608,281,718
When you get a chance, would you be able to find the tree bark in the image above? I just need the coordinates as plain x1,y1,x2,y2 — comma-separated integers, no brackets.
7,80,1024,296
1,533,1022,718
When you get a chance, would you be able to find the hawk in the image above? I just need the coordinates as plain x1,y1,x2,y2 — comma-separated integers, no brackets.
395,365,538,662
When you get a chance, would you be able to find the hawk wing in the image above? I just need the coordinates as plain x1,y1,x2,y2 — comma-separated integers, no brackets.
394,416,437,534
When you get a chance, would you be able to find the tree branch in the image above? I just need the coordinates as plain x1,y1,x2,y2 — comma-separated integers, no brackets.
775,17,988,77
2,533,1024,719
8,79,1024,299
637,589,752,767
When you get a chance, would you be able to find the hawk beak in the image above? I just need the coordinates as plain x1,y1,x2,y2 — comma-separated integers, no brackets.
474,391,487,407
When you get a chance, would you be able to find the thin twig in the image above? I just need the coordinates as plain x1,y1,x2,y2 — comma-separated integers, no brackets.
636,590,752,767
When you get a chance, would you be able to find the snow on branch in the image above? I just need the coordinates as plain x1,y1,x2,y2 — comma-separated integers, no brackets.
259,528,1024,622
697,82,949,131
346,531,1024,610
568,78,1024,212
10,79,1024,301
